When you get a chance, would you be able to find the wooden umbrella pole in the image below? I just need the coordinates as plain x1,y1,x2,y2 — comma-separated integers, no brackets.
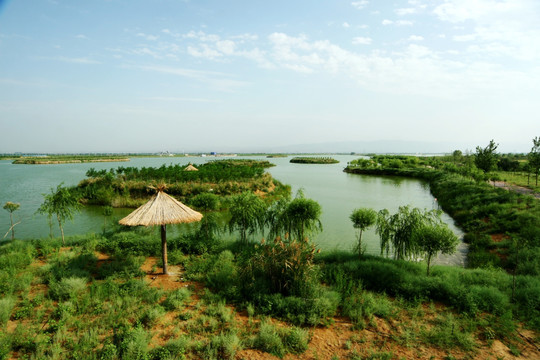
161,224,168,275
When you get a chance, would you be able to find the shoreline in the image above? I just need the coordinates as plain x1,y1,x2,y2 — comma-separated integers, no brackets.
12,158,130,164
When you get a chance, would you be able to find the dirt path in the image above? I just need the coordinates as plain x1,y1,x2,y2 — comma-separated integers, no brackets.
493,181,540,199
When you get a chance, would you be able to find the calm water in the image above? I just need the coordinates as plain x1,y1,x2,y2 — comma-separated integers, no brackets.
0,155,465,264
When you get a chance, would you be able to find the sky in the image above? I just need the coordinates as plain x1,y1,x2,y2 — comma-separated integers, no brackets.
0,0,539,153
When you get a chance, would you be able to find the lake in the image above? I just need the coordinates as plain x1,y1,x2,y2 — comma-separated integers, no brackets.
0,155,466,265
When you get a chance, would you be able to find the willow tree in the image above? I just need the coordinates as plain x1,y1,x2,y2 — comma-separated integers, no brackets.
376,206,442,261
3,201,20,240
267,191,322,242
228,192,267,243
191,192,221,241
350,208,377,257
37,183,81,244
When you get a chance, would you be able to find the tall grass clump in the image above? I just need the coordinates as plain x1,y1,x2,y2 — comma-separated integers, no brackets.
48,277,87,301
252,321,286,358
0,296,16,326
202,332,242,360
162,287,192,311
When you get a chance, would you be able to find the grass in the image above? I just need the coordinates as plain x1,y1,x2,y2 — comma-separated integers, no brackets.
0,227,538,359
494,170,540,192
290,156,340,164
11,155,130,164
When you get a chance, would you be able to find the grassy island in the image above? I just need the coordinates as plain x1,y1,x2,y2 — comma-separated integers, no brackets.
12,155,130,164
290,157,339,164
75,159,287,208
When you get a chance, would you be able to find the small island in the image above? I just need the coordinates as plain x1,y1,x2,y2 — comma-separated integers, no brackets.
290,156,339,164
12,155,130,164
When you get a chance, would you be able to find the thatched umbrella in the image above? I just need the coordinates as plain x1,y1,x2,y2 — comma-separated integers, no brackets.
119,190,203,274
184,163,198,171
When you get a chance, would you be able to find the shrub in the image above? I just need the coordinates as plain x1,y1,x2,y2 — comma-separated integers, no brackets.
162,288,192,311
342,292,394,327
96,255,146,280
253,321,285,358
203,332,242,360
0,297,15,326
48,277,87,301
205,251,238,300
203,302,234,327
140,306,165,328
115,325,149,360
282,327,309,355
421,313,475,351
150,336,190,360
464,285,509,315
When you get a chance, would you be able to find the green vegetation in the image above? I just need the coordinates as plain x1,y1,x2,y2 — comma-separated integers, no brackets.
3,202,20,241
267,190,323,242
290,157,339,164
0,222,537,359
37,184,82,245
349,208,377,256
376,206,458,264
227,192,267,243
2,144,540,359
12,155,130,164
529,136,540,186
345,143,540,277
76,159,285,208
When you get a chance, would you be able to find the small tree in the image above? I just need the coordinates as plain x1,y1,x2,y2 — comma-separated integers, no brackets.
3,201,20,240
528,136,540,186
266,190,322,242
475,139,499,173
102,205,113,232
413,223,459,275
228,192,266,243
350,208,377,257
192,192,221,241
284,194,322,241
376,206,442,261
37,183,81,245
452,150,463,164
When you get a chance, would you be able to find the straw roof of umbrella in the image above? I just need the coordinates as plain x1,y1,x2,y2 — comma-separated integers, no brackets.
184,163,198,171
119,190,203,275
119,191,202,226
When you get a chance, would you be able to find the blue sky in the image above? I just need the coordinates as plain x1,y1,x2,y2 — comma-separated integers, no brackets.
0,0,538,153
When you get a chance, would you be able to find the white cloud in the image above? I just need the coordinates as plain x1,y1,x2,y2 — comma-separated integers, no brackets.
136,65,250,92
342,22,350,28
396,8,416,16
352,36,372,45
382,19,413,26
75,34,88,40
396,20,414,26
261,32,538,100
453,34,476,42
136,33,158,41
47,56,100,64
187,45,222,59
351,1,369,10
434,0,540,61
408,35,424,41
